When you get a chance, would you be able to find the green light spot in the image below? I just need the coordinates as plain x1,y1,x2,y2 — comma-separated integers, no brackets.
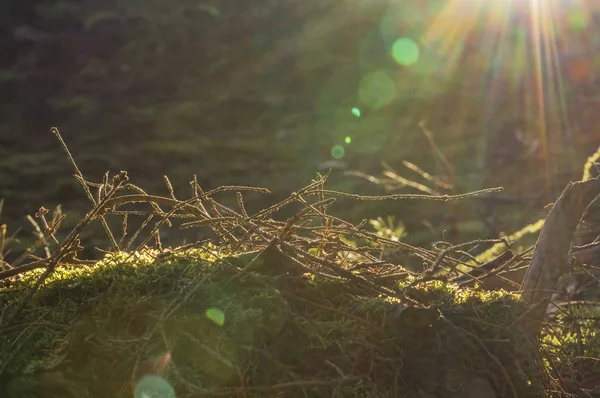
345,136,351,144
331,145,345,160
134,375,176,398
568,9,588,31
359,70,396,109
206,307,225,326
391,38,419,66
351,107,361,117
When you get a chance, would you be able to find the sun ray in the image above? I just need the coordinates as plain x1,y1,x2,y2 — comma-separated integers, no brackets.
529,0,551,199
546,1,575,180
422,0,482,56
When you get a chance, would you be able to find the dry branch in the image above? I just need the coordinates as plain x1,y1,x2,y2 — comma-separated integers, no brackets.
519,177,600,336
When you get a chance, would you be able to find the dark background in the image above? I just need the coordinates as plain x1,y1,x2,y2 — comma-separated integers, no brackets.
1,0,599,256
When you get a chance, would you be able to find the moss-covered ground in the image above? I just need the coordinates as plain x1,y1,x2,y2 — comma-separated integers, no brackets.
1,248,550,398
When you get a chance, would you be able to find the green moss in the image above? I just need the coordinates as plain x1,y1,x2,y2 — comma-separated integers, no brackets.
0,248,546,397
475,218,544,265
582,145,600,181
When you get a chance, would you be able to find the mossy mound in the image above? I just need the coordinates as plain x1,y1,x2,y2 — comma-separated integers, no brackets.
0,248,544,398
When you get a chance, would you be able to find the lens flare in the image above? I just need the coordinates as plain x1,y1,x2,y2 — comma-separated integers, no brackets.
331,145,345,159
391,37,420,66
134,375,176,398
359,70,396,109
206,307,225,326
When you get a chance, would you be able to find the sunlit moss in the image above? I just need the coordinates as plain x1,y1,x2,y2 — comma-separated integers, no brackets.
475,218,544,264
541,304,600,377
0,247,544,397
582,145,600,181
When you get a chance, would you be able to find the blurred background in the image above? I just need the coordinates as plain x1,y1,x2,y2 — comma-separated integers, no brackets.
1,0,599,256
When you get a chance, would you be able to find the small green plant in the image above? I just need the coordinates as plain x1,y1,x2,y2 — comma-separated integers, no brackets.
369,215,405,242
368,215,406,262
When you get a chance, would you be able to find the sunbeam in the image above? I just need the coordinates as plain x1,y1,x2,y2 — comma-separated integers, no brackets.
414,0,600,199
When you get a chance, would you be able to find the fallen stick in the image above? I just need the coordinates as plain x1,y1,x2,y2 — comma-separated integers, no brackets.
519,177,600,337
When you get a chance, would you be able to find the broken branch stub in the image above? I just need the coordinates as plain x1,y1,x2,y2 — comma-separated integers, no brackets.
519,177,600,336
